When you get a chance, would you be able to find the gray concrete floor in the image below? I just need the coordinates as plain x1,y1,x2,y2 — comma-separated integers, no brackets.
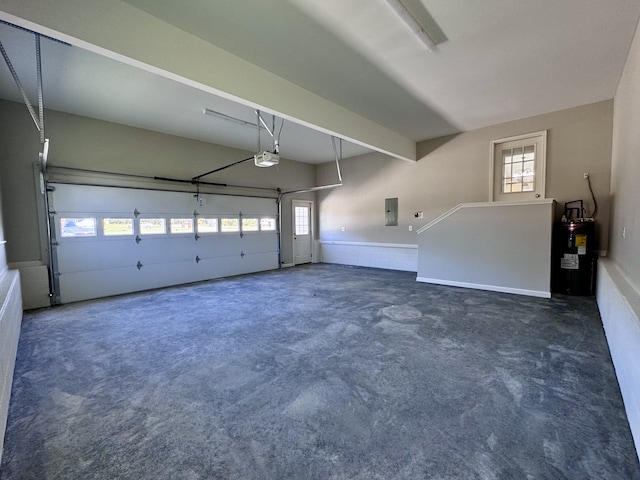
1,264,639,479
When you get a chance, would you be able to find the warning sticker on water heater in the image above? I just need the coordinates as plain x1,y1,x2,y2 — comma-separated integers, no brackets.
575,234,587,255
561,254,579,270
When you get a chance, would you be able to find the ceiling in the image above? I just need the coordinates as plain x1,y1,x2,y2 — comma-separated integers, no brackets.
1,0,639,164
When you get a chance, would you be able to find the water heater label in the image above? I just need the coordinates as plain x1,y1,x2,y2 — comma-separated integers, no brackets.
575,234,587,247
561,254,579,270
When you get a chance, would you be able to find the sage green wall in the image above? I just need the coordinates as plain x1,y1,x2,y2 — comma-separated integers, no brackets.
317,101,613,254
0,99,316,267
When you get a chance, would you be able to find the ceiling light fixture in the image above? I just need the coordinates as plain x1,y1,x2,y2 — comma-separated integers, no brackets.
203,108,261,129
383,0,437,52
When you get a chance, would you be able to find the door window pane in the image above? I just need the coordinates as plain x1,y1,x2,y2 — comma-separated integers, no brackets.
170,218,194,234
295,206,309,235
139,218,166,235
501,143,536,194
60,217,97,237
103,218,133,236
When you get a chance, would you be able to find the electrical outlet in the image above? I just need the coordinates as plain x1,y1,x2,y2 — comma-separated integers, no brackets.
584,172,589,179
340,226,346,232
409,225,413,231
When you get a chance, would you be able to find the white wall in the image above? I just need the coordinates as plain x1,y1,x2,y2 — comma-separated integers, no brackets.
416,201,554,298
598,18,640,460
317,101,613,270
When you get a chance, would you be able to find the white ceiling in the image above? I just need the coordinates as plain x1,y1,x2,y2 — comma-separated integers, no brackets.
1,0,639,164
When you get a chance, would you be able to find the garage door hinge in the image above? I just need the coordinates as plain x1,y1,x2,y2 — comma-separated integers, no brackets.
134,209,140,217
193,210,199,217
46,185,55,192
195,255,201,263
240,251,245,258
48,210,56,216
194,233,200,241
135,235,142,244
50,239,58,246
240,232,244,239
136,261,143,270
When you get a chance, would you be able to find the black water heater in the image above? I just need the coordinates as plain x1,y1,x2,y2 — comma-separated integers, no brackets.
552,220,596,295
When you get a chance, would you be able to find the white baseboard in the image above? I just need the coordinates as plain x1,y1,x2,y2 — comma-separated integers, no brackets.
597,259,640,462
416,276,551,298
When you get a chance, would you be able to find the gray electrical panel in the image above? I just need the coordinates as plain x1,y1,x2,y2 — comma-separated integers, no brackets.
385,197,398,226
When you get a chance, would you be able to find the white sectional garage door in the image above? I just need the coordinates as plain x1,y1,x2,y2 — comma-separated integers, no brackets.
49,183,278,303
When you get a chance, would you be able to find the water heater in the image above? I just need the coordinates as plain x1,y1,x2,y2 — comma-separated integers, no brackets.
552,209,596,295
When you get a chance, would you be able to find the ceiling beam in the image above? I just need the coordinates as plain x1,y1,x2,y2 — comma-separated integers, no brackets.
0,0,417,161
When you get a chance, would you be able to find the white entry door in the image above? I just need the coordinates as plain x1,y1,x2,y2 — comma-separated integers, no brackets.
293,200,312,265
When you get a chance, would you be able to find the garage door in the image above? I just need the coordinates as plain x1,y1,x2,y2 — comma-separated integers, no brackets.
49,183,278,303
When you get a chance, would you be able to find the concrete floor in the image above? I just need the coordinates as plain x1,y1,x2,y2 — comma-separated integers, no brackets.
1,264,639,479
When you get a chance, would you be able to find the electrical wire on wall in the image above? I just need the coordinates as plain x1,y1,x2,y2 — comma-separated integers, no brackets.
586,175,598,218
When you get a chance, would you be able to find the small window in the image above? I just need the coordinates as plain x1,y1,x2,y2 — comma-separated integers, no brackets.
139,218,166,235
260,218,276,231
491,131,546,202
501,145,535,193
242,218,259,232
220,218,239,232
103,218,134,236
60,217,97,237
170,218,194,234
197,217,218,233
295,206,309,235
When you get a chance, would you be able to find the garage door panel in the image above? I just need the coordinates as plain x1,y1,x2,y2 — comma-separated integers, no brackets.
56,240,139,273
135,237,198,265
236,233,278,254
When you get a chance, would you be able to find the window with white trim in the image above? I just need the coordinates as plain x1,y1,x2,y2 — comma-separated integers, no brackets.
491,131,547,202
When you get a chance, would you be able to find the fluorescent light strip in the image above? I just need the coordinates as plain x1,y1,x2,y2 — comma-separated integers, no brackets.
384,0,437,52
203,108,264,130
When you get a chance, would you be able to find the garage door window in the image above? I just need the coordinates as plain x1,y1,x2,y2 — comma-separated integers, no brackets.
197,217,218,233
139,218,166,235
260,218,276,231
103,218,133,236
60,217,97,238
242,218,259,232
221,218,239,232
170,218,194,234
